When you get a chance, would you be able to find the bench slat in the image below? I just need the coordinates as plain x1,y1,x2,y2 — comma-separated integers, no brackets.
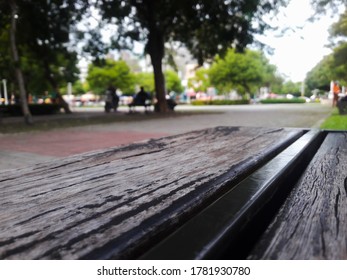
0,127,303,259
248,132,347,259
140,130,322,259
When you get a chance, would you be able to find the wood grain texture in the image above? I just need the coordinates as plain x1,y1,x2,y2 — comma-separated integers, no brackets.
0,126,303,259
249,132,347,259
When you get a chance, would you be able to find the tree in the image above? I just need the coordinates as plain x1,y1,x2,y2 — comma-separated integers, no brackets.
86,59,135,95
188,67,211,93
1,0,88,119
279,81,302,96
304,5,347,94
328,9,347,83
135,72,155,94
0,19,15,89
306,55,335,93
19,0,88,114
164,70,183,93
9,0,33,124
97,0,287,112
73,80,89,95
134,71,183,95
209,49,277,96
311,0,346,14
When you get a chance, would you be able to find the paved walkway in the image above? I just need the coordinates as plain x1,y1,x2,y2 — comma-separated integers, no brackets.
0,103,332,171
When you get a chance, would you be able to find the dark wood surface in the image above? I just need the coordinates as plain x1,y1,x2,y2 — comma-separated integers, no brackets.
249,132,347,259
0,126,303,259
140,130,323,260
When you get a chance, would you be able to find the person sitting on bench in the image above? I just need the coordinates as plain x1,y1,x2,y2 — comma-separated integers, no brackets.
129,86,151,112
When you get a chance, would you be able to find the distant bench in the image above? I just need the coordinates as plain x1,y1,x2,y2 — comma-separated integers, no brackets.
128,99,153,113
0,126,346,259
128,99,177,113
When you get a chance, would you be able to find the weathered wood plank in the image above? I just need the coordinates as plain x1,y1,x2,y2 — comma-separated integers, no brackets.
248,132,347,259
0,127,303,259
140,130,323,260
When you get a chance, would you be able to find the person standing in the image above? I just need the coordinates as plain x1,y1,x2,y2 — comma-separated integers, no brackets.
333,81,340,107
105,85,119,113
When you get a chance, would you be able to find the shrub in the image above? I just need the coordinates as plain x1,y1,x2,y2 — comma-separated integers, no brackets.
191,99,250,105
259,98,306,104
0,104,62,116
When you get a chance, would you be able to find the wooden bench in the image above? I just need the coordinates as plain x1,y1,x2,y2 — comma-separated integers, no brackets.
248,131,347,259
128,99,152,113
337,96,347,115
0,126,346,260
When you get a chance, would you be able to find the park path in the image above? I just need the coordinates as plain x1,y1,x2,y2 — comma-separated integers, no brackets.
0,103,332,170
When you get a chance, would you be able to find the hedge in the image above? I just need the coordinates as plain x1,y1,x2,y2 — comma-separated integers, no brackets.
191,99,250,105
0,104,62,116
259,98,306,104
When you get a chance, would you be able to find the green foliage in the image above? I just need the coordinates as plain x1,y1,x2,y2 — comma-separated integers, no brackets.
86,59,135,94
72,80,88,95
165,70,184,93
134,72,155,94
96,0,288,111
134,71,183,95
306,55,334,93
98,0,287,64
262,63,284,93
0,23,13,84
327,10,347,85
278,81,302,95
0,0,85,95
60,80,89,95
306,8,347,93
209,49,278,95
188,68,211,92
267,74,285,94
260,98,306,104
191,99,250,105
305,9,347,94
331,43,347,84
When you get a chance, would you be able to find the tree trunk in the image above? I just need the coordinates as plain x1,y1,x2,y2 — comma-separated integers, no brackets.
146,7,168,113
43,61,72,114
56,92,72,114
9,0,33,124
150,50,168,112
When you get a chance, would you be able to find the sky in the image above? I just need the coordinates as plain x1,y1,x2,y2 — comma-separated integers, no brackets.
260,0,338,82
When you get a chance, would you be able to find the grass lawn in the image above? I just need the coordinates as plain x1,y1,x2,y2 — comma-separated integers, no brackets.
320,109,347,130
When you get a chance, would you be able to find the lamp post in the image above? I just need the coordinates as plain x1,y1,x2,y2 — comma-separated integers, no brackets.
67,82,72,103
301,80,305,98
2,79,9,105
0,78,2,104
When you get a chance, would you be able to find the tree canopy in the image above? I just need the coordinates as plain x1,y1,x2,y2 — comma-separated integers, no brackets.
311,0,346,14
188,68,211,93
87,59,135,94
306,55,334,92
329,9,347,83
209,49,279,95
165,70,184,94
86,61,184,96
0,0,88,119
305,6,347,93
96,0,288,111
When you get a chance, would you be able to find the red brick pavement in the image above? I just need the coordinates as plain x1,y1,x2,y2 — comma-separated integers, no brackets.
0,130,168,157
